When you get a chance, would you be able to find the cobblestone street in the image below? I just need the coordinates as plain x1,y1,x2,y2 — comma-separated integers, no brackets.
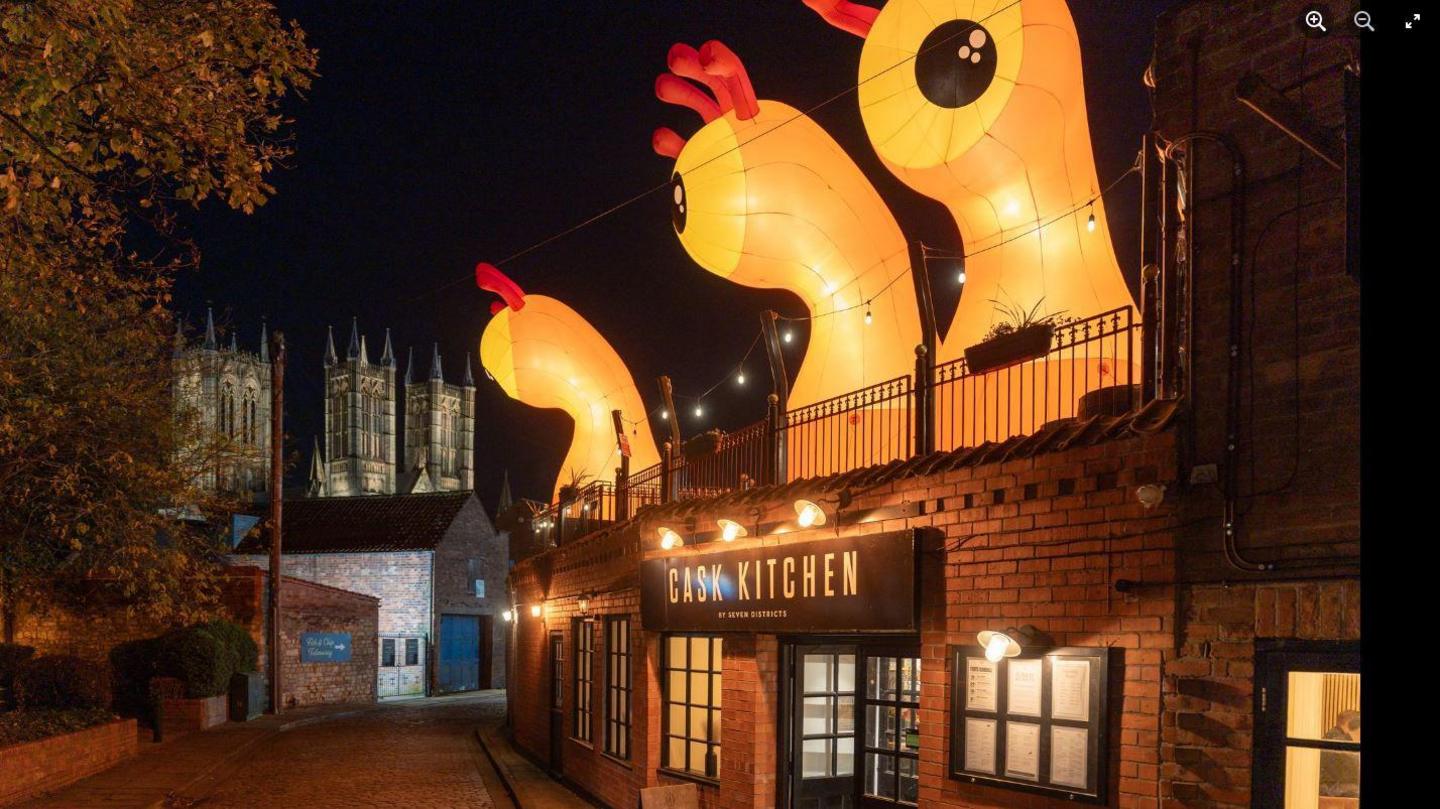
18,692,512,809
196,692,508,808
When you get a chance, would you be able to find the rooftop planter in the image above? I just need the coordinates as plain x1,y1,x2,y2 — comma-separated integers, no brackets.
964,322,1055,374
964,294,1071,375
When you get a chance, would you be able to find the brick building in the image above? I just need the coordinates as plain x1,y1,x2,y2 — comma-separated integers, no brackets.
233,490,509,698
501,2,1360,808
8,566,379,712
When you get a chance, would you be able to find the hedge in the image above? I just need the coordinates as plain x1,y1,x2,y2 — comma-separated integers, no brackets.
14,655,110,710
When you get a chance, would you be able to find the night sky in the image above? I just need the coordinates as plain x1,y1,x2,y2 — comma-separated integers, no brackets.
176,1,1176,512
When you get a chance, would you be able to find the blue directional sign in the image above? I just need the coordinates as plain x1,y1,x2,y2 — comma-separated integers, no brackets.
300,632,352,663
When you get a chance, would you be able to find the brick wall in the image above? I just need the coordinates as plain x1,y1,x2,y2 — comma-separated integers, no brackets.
232,550,432,638
433,496,510,689
0,718,138,807
9,567,267,692
1150,4,1362,808
1162,580,1359,808
278,576,380,708
1151,0,1360,578
509,429,1179,809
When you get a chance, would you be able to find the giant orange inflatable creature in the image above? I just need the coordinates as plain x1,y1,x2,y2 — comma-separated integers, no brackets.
476,263,662,503
653,41,922,410
804,0,1138,361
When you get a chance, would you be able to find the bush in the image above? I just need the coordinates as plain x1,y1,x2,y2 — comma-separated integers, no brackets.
158,627,229,698
0,707,116,746
0,643,36,710
109,637,165,720
14,655,109,710
202,619,259,675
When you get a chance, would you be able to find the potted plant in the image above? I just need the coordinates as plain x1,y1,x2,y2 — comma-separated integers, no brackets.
557,468,591,504
964,294,1072,374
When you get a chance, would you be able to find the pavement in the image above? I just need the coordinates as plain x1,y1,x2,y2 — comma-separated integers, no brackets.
475,724,601,809
17,691,518,809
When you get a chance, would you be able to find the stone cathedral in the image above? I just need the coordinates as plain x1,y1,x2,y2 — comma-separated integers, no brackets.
310,319,475,497
171,309,273,495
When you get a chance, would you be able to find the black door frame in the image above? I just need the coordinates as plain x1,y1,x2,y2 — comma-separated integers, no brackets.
779,635,921,809
1252,638,1362,808
549,630,565,774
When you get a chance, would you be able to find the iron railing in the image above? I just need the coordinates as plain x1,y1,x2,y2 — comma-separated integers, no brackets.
527,306,1142,547
933,307,1138,450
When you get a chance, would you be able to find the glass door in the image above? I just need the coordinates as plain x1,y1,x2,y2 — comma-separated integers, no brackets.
792,646,859,809
1254,642,1362,809
860,653,920,807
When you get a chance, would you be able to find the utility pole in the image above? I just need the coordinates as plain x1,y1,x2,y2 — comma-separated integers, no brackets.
268,330,285,715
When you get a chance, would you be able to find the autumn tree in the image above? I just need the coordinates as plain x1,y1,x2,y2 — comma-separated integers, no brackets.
0,0,316,636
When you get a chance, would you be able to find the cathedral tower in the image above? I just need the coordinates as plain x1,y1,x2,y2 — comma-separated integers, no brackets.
320,319,397,496
171,308,272,495
401,344,475,493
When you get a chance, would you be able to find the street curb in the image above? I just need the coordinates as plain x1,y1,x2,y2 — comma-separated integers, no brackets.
474,727,524,808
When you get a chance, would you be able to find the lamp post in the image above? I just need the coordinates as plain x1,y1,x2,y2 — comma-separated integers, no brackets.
268,330,285,715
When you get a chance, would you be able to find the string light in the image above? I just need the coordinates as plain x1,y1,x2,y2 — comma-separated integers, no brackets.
957,268,967,284
659,409,668,420
783,331,793,344
694,403,703,418
864,306,873,326
736,369,745,385
1086,203,1096,233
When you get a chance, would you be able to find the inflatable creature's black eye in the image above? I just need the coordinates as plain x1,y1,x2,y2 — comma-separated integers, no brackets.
915,20,998,109
670,172,687,234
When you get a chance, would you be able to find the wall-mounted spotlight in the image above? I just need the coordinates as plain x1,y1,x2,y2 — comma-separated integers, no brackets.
977,625,1044,662
717,519,748,542
502,609,515,622
794,499,827,528
658,527,684,550
530,604,543,618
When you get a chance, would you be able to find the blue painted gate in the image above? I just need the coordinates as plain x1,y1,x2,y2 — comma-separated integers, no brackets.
438,614,481,693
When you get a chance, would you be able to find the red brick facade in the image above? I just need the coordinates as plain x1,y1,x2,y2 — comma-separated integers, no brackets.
509,429,1180,809
505,2,1361,807
0,718,138,807
278,576,380,709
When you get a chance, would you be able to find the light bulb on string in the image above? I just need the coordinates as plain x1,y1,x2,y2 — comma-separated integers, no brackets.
694,403,703,418
736,368,745,386
957,265,967,285
782,331,793,344
1086,203,1096,233
659,409,668,421
864,306,873,326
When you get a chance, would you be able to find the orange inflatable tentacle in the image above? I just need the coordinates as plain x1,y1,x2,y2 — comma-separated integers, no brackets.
655,74,722,123
802,0,878,38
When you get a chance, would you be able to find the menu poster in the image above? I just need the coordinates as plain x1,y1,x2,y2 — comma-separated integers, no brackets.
964,718,997,774
1051,658,1091,722
1006,658,1042,717
1003,722,1041,781
1050,726,1089,789
965,658,998,712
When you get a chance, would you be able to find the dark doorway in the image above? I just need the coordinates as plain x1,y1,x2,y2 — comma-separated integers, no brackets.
438,614,480,693
782,639,921,809
549,630,565,773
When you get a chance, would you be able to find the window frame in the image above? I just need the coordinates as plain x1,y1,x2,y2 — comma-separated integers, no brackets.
573,619,595,744
661,633,723,781
1253,639,1362,808
603,617,633,760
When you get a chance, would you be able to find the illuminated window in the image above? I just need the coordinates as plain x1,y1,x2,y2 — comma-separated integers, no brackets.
1254,642,1361,808
573,620,594,743
604,618,631,759
663,635,722,779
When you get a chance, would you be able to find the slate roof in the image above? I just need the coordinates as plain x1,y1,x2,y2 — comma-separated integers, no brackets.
233,491,475,554
639,400,1180,522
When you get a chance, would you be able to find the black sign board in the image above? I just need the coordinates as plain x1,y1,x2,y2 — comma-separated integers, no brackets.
640,529,918,633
